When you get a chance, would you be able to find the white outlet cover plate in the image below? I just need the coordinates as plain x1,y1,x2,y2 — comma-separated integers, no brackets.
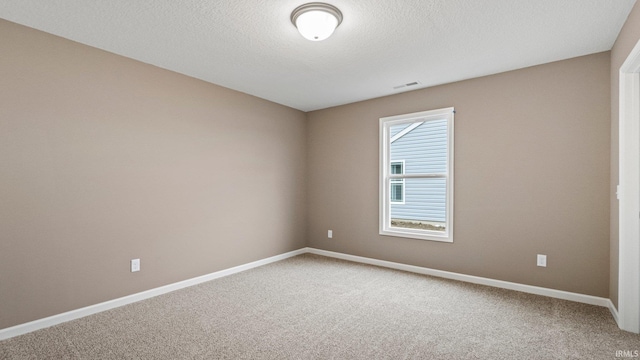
131,258,140,272
537,255,547,267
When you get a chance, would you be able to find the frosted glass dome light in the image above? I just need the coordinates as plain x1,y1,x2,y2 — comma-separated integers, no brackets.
291,3,343,41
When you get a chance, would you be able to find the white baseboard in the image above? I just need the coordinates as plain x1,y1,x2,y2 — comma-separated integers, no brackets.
306,248,611,308
608,299,620,326
0,248,306,341
0,246,615,341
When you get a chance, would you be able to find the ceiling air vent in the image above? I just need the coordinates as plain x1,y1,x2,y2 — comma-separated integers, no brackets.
393,81,420,90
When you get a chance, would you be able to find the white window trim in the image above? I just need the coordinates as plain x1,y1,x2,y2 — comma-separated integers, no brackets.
379,107,454,243
390,160,405,204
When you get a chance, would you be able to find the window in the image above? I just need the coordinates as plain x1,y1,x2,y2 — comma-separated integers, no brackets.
379,107,454,242
390,161,404,203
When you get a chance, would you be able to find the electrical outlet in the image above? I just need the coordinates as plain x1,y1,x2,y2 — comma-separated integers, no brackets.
131,258,140,272
537,254,547,267
328,230,333,238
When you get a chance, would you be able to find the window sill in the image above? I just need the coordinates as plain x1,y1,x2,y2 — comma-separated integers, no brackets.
379,228,453,243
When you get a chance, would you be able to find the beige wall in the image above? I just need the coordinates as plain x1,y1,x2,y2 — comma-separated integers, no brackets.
610,1,640,311
0,19,307,329
307,52,611,297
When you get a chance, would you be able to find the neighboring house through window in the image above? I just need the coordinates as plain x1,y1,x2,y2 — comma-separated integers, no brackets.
379,107,454,242
390,161,404,203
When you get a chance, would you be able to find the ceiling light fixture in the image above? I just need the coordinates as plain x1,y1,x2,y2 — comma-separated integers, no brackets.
291,3,343,42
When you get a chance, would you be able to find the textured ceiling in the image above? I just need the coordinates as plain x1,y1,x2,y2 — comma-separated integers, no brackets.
0,0,636,111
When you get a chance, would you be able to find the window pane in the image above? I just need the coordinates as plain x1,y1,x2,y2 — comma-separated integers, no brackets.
390,177,446,232
390,120,447,175
389,123,412,138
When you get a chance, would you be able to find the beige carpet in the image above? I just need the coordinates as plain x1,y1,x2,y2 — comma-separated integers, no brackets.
1,253,639,359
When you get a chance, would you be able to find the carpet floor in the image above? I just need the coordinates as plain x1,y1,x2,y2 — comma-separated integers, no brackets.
1,253,639,359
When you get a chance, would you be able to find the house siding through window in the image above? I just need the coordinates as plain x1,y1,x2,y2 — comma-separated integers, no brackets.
390,120,447,222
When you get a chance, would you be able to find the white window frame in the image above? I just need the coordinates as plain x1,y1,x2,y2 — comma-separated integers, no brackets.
379,107,454,242
390,160,405,204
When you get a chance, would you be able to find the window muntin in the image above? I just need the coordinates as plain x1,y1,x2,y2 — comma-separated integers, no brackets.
379,107,454,242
